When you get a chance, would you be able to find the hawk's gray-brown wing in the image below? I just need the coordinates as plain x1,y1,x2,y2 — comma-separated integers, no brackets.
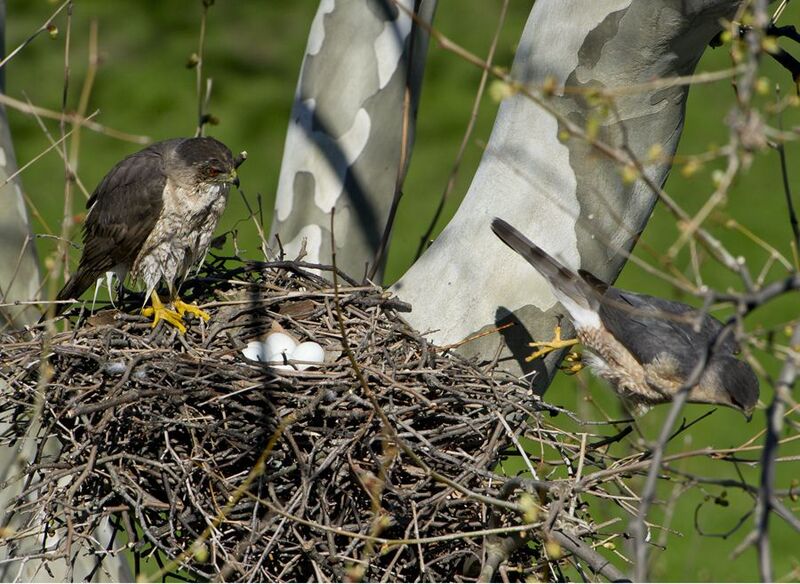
596,287,739,379
55,141,174,311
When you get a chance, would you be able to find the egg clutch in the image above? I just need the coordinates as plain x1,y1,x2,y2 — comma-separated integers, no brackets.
242,331,325,371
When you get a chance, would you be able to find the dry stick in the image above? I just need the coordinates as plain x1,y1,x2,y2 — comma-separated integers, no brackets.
766,102,800,584
0,235,34,307
57,1,74,293
495,410,539,480
726,218,794,274
772,0,790,22
439,321,514,351
368,9,414,282
23,93,90,201
329,208,524,516
775,87,800,256
736,402,800,451
0,113,96,190
551,529,629,583
770,496,800,534
224,481,543,548
144,414,296,583
17,94,90,298
331,209,415,578
714,273,800,306
410,501,425,576
567,433,588,518
66,19,99,201
579,432,800,493
753,324,800,582
237,189,271,261
412,0,509,261
0,94,149,143
667,148,739,260
194,0,211,136
0,0,71,71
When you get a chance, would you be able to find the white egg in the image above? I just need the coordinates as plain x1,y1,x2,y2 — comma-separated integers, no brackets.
263,332,298,361
242,340,267,362
290,341,325,370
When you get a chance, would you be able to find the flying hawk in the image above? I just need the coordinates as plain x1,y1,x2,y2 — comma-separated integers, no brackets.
51,137,241,333
491,218,759,418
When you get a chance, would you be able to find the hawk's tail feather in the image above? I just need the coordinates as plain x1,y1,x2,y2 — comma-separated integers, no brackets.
490,217,601,328
50,268,99,318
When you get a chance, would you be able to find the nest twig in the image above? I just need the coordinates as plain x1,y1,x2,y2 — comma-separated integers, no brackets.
1,258,630,582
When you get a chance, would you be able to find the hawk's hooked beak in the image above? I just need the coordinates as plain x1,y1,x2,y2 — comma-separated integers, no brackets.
231,150,246,188
225,169,239,188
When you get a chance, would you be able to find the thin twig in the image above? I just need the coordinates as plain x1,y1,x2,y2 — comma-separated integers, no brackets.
0,93,149,143
413,0,509,261
753,324,800,582
775,86,800,254
195,0,211,136
0,0,71,71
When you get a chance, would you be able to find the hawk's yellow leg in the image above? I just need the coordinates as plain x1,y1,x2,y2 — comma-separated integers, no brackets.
173,298,211,322
142,291,186,334
525,320,580,364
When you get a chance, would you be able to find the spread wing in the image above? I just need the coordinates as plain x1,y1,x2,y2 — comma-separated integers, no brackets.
597,287,739,378
56,143,170,307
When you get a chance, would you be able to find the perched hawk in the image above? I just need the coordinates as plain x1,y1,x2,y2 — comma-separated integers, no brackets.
51,137,240,333
491,218,759,418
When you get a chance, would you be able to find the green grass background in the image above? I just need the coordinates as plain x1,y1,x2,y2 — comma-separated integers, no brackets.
5,1,799,581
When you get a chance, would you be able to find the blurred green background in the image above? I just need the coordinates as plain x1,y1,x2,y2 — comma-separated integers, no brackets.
5,1,799,581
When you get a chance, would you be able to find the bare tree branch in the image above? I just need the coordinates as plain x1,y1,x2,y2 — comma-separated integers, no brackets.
754,324,800,582
551,529,630,583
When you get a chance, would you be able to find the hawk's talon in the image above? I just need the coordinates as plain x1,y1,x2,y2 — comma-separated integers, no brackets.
142,291,186,334
173,298,210,322
525,321,579,362
559,351,584,375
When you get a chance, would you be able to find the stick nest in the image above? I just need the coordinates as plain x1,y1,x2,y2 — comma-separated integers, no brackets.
0,259,608,582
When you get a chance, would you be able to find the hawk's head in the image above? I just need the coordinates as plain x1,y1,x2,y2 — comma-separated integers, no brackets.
701,357,760,419
172,137,240,189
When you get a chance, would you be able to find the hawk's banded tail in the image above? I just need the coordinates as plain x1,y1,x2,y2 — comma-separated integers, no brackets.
45,268,99,319
490,217,601,329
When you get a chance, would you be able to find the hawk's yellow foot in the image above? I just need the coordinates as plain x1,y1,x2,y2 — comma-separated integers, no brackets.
142,291,186,334
525,320,579,362
559,350,584,375
173,298,211,322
